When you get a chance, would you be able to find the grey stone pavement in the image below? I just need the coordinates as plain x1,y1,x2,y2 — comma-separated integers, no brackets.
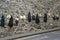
15,30,60,40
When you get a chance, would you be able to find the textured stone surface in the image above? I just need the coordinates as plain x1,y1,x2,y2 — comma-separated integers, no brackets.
0,0,60,38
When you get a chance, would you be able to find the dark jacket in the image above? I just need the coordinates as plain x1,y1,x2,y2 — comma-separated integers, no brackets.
35,14,40,24
44,14,47,23
28,12,31,22
0,15,5,27
32,15,35,20
8,16,13,28
15,20,19,26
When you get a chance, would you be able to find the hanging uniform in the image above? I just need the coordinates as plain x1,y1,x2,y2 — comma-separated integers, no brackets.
32,14,35,20
8,16,13,28
44,13,47,23
15,17,19,26
8,16,14,32
35,14,40,24
28,12,31,22
53,15,56,21
0,15,5,27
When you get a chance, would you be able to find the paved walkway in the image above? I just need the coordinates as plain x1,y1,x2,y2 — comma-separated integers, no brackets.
15,30,60,40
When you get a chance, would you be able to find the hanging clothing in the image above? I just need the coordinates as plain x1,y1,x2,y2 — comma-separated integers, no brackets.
15,17,19,26
0,15,5,27
53,15,56,21
8,16,13,28
28,12,31,22
44,13,47,23
35,14,40,24
32,15,35,20
53,15,59,21
15,20,18,26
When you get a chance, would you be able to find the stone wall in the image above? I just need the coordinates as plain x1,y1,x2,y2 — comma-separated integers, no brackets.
0,0,60,32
